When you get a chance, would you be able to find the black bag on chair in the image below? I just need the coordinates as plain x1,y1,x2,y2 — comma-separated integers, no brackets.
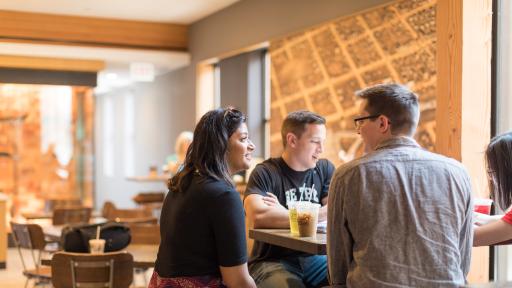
61,222,131,253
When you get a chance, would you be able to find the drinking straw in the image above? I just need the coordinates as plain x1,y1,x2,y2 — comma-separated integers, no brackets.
96,226,100,240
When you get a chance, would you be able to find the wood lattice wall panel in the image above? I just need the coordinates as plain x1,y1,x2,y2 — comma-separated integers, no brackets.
269,0,437,165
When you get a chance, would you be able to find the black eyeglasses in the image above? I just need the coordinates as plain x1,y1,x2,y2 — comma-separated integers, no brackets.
353,114,380,129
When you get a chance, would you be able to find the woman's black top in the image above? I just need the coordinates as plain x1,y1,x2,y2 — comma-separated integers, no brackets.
154,172,247,277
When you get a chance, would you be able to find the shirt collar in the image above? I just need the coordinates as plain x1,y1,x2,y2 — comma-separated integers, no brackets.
374,136,420,151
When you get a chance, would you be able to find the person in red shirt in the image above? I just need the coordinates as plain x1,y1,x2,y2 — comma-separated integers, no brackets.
474,131,512,246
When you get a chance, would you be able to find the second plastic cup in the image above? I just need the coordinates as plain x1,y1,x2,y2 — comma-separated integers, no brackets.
288,201,300,236
474,198,493,215
296,202,321,237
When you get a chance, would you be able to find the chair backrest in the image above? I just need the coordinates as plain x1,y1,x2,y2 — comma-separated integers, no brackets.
132,192,165,205
53,207,92,225
127,223,160,245
111,208,153,219
47,198,83,211
10,222,48,271
10,222,47,250
103,207,153,221
51,251,133,288
101,201,117,219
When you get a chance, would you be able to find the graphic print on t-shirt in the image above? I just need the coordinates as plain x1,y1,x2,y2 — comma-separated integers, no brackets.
284,183,319,206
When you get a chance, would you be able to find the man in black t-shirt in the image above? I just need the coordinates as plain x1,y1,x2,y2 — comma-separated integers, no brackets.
244,111,334,288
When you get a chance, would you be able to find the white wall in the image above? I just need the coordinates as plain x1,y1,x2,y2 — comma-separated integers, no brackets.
94,66,194,209
189,0,393,62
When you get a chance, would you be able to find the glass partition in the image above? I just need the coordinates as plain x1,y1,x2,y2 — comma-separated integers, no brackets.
0,84,94,219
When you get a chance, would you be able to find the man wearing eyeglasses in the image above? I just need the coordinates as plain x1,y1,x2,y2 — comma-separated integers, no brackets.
244,110,334,288
327,83,473,287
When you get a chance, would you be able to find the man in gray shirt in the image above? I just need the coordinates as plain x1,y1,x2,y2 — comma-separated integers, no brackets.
327,84,473,287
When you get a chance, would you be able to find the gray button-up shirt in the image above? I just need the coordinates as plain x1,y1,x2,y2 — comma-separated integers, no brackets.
327,137,473,287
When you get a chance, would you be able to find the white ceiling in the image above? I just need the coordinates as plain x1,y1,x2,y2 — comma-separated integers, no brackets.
0,0,239,24
0,42,191,93
0,0,239,92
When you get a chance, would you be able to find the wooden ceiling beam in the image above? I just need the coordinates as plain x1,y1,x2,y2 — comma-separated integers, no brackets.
0,10,187,51
0,54,105,72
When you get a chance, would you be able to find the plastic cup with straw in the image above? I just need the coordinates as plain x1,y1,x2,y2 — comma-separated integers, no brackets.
89,226,105,254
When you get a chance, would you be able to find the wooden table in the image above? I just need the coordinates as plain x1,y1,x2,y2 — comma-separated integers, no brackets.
22,210,102,220
249,229,326,255
125,244,158,268
42,244,158,269
126,175,170,182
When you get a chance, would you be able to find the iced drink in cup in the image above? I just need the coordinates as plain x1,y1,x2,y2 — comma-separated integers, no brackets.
288,201,299,236
296,202,321,237
289,201,310,236
474,198,493,215
89,239,105,254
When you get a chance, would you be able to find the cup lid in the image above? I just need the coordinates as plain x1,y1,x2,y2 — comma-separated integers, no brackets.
474,198,493,205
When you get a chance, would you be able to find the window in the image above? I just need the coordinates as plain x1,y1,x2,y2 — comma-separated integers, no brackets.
40,86,72,166
217,49,269,159
123,92,135,177
493,0,512,281
102,96,114,177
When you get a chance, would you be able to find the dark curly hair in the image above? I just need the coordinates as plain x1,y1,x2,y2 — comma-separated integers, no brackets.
169,107,246,192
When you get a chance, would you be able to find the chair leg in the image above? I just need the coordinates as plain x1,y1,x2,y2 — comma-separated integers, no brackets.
133,269,140,287
33,278,50,287
132,268,148,288
143,270,148,287
24,278,29,288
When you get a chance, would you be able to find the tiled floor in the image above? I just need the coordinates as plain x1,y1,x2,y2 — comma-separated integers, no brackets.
1,248,34,288
0,248,151,288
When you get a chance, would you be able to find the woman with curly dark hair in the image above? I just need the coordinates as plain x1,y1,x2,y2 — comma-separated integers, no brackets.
150,107,256,287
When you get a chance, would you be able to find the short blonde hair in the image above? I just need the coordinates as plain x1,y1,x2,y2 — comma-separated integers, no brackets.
175,131,193,155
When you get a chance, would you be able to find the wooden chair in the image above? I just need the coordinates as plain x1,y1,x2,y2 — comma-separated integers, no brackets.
52,207,92,225
126,223,160,286
45,198,82,213
101,201,116,219
101,201,155,223
132,191,165,205
51,251,133,288
127,223,160,245
132,192,164,219
10,222,53,288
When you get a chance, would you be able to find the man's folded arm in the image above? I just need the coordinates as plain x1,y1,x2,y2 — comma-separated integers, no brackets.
244,194,290,228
